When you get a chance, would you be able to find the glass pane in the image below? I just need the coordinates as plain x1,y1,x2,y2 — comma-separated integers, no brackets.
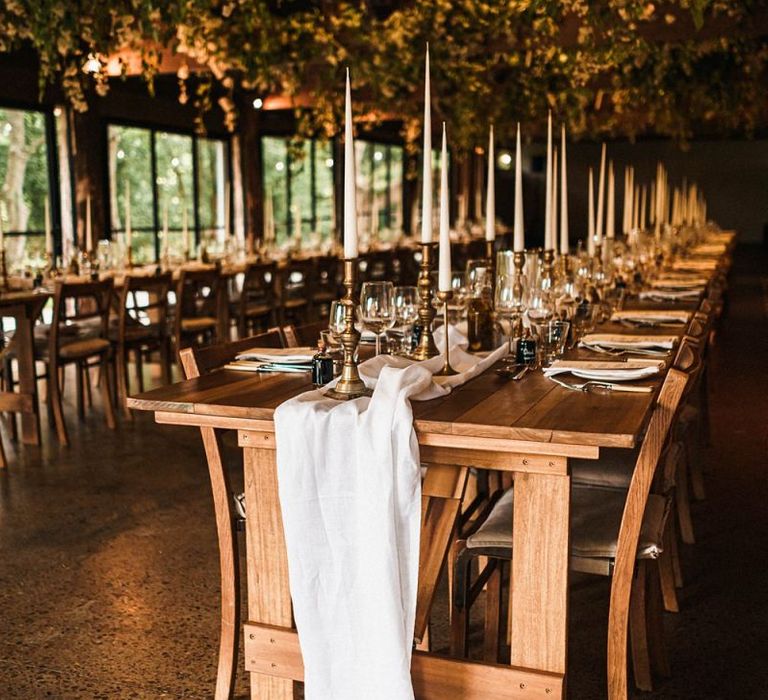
197,137,229,242
288,139,311,241
108,125,153,263
314,141,335,237
155,131,193,258
262,136,288,242
0,107,50,267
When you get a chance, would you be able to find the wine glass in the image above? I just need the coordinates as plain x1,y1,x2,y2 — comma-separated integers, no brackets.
329,300,346,342
393,285,418,354
360,281,396,356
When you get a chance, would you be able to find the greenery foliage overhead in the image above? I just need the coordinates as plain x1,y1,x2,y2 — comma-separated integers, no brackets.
1,0,766,146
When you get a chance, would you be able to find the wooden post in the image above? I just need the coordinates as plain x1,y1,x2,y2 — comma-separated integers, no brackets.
71,105,106,249
239,100,263,253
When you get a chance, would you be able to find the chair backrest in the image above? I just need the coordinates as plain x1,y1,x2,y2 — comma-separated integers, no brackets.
279,259,312,302
119,272,173,341
312,256,340,297
176,266,221,319
50,278,114,352
180,328,284,379
282,321,328,349
240,261,277,310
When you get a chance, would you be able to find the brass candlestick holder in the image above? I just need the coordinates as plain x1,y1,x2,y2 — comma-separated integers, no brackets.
511,250,526,340
541,248,556,290
325,258,372,401
412,242,439,361
435,289,458,376
486,239,496,297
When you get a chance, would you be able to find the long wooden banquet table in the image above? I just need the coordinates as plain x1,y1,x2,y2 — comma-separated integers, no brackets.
127,283,726,700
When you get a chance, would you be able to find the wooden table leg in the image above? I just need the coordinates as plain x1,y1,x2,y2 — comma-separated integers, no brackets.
243,443,296,700
15,310,40,445
510,471,570,689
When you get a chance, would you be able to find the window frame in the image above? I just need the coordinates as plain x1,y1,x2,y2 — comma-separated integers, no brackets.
105,118,233,262
0,99,62,254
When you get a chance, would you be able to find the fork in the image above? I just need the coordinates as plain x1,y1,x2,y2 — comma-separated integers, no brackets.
580,343,669,358
546,375,654,393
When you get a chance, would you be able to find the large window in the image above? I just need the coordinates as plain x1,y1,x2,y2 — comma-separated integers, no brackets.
108,125,230,264
355,141,403,242
262,136,335,243
0,106,56,270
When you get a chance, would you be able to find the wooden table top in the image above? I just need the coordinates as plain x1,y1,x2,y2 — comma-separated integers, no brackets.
128,308,698,451
0,288,51,309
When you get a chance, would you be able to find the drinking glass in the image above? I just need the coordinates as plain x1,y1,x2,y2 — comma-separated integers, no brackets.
494,271,527,352
329,300,346,341
360,281,396,356
534,319,570,365
393,285,418,353
571,302,598,346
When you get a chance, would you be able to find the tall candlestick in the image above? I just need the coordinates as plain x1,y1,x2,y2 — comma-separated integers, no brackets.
587,167,595,255
224,185,230,241
438,123,451,292
44,195,52,256
632,186,639,231
0,201,6,252
293,203,302,241
343,68,358,259
421,45,433,243
485,125,495,242
544,110,553,249
606,161,615,239
622,167,630,235
640,185,647,231
551,145,558,255
125,181,132,252
85,194,92,252
560,124,569,256
595,143,606,244
514,123,524,252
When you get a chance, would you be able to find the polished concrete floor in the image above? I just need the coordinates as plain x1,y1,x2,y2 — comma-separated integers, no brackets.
1,246,766,699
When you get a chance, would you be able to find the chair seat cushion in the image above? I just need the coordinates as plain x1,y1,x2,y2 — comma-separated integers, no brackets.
467,486,667,561
181,317,217,333
570,448,638,490
58,337,111,360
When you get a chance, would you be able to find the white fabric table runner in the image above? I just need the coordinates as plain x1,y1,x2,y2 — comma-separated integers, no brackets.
274,331,506,699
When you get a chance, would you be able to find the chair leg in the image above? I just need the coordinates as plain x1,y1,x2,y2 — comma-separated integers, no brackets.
658,528,680,613
49,364,69,446
75,362,85,421
629,560,653,692
449,543,472,658
135,349,145,393
668,515,684,589
647,561,671,679
84,363,93,408
100,355,117,431
675,461,696,544
116,343,133,420
483,560,503,663
687,440,707,501
0,425,8,468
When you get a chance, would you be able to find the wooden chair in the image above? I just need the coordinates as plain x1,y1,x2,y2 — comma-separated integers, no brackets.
112,272,173,417
277,259,312,326
451,346,694,698
179,328,285,700
41,279,117,446
281,321,329,349
173,266,222,357
231,261,279,339
310,256,340,321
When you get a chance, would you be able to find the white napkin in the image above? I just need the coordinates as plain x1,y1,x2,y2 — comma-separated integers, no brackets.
580,333,677,350
612,309,691,324
543,359,664,381
274,333,506,700
639,288,701,301
236,346,316,363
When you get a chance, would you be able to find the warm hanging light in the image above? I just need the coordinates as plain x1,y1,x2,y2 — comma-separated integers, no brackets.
82,52,103,75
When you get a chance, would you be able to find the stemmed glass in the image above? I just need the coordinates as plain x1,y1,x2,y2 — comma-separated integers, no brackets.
494,271,527,353
393,285,418,354
360,281,396,356
329,300,346,342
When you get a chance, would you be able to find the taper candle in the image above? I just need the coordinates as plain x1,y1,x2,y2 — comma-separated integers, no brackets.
513,123,524,252
606,161,615,239
85,194,92,252
343,68,358,259
485,125,495,242
587,167,595,255
544,110,553,249
125,181,132,251
595,143,606,244
438,123,451,292
560,124,569,256
551,145,558,254
421,45,433,244
44,195,52,255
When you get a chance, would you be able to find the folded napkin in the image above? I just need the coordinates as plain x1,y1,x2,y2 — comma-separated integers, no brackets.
274,332,506,700
581,333,677,350
650,277,708,289
236,346,316,363
671,259,718,271
543,358,664,381
611,309,691,324
639,289,702,301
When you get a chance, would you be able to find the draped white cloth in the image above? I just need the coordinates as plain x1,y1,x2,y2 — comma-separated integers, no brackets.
274,331,506,699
